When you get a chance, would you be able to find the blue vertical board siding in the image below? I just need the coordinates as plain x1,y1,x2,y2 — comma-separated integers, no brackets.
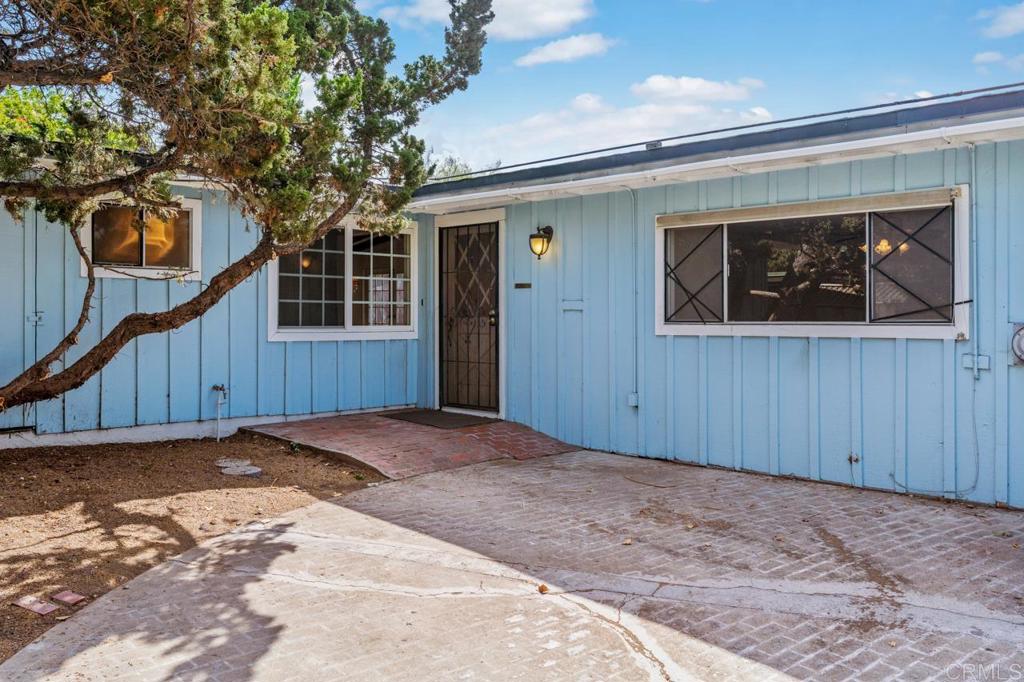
556,198,584,446
0,184,416,438
415,214,435,409
339,341,362,410
361,341,386,408
5,146,1024,508
256,265,285,416
384,340,406,406
817,341,854,485
285,342,312,415
421,145,1024,508
506,203,534,426
0,207,28,430
777,338,810,477
168,284,202,423
199,193,231,420
860,339,897,490
33,216,67,433
228,214,259,417
98,278,137,428
313,342,338,412
62,219,101,432
740,337,771,473
134,281,169,426
705,337,734,467
581,195,611,450
905,340,946,493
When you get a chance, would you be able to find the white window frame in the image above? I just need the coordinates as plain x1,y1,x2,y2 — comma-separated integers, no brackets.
267,217,418,342
80,197,203,281
654,186,971,340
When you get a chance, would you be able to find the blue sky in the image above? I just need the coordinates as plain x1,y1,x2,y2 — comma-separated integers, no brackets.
362,0,1024,168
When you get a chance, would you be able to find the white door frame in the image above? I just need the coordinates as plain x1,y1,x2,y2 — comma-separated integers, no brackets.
433,208,507,418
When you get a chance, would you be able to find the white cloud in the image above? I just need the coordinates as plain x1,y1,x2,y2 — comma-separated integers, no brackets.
630,75,764,101
973,50,1006,63
515,33,615,67
415,73,771,167
979,2,1024,37
571,93,609,113
913,90,934,99
380,0,593,40
968,49,1024,70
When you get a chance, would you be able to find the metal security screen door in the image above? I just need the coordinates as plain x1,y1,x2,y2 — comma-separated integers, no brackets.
440,222,499,411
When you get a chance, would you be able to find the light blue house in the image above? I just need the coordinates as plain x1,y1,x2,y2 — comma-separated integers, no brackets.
2,91,1023,508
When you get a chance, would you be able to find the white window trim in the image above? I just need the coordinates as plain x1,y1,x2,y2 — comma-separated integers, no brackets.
80,197,203,281
267,217,418,342
654,186,971,340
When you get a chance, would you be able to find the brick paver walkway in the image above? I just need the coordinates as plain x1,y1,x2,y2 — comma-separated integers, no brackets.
2,451,1022,681
245,412,574,479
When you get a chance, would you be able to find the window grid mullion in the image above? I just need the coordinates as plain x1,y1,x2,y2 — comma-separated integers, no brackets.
345,225,353,329
139,209,147,267
866,212,872,324
722,223,729,324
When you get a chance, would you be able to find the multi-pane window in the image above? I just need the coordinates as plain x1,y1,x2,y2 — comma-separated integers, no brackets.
278,230,345,328
275,225,414,332
663,203,955,326
351,229,412,327
91,205,192,269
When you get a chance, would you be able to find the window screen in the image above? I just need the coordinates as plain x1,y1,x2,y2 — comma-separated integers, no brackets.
665,225,724,323
663,203,954,327
870,207,953,323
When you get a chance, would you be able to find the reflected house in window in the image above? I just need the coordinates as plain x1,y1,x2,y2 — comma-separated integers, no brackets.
272,221,415,337
92,205,191,270
662,204,954,328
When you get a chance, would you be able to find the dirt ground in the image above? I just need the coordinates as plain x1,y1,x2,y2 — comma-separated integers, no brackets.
0,431,382,663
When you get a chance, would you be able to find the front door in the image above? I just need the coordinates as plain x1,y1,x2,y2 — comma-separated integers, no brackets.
440,222,499,411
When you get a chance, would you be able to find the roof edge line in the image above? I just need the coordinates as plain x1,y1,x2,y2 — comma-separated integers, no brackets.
409,115,1024,214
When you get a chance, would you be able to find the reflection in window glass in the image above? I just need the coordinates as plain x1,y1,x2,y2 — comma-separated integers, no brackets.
278,229,344,328
144,210,190,268
92,205,191,268
92,206,142,266
351,229,412,327
870,207,952,322
727,214,866,322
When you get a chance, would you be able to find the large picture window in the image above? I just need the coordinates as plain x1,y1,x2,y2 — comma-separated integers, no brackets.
269,221,416,341
655,188,968,339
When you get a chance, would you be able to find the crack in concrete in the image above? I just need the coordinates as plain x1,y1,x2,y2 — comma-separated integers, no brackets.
224,524,1024,641
554,593,677,682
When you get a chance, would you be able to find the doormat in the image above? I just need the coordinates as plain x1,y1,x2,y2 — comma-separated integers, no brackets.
384,409,500,429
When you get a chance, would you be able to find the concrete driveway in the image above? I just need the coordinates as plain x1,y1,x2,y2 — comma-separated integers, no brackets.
2,451,1022,681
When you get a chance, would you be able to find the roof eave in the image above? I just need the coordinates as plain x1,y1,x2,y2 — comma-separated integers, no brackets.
408,115,1024,215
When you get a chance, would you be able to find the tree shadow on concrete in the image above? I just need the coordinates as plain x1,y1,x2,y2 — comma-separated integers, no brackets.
0,520,297,681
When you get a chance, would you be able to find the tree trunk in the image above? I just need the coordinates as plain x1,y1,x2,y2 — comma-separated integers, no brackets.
0,201,354,411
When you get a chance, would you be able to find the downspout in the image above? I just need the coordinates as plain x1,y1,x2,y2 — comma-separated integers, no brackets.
969,144,981,382
623,187,640,409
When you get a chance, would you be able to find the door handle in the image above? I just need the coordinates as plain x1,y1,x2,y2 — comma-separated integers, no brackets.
488,310,497,327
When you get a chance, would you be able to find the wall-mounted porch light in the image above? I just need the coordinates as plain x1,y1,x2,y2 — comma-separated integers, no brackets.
529,226,553,260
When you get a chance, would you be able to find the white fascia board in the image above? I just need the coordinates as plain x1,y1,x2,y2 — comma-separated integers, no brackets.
408,116,1024,214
